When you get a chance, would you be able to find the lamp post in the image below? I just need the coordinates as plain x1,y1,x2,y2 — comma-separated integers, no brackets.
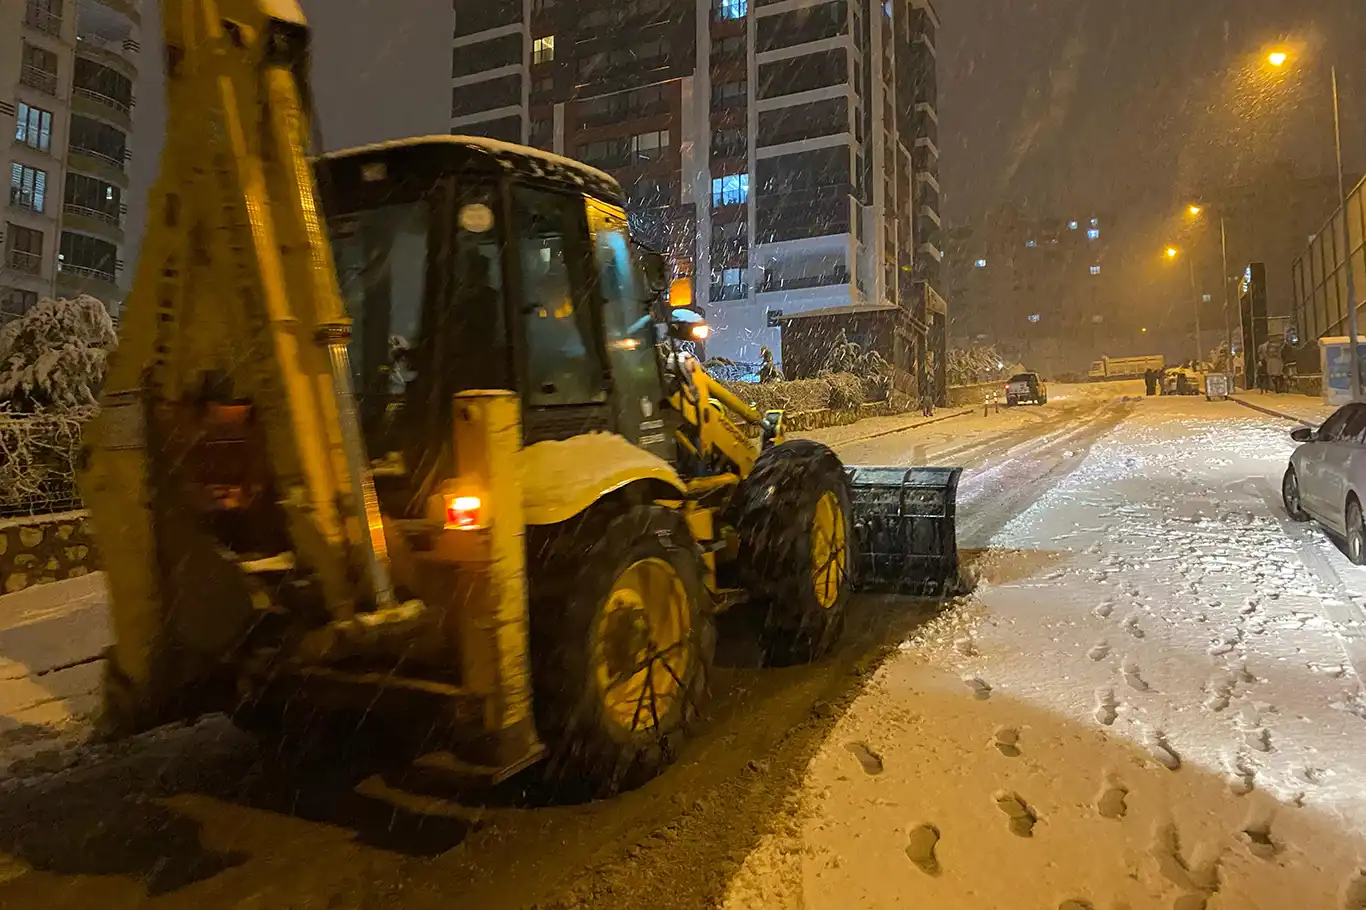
1186,204,1235,375
1166,247,1202,364
1270,52,1360,399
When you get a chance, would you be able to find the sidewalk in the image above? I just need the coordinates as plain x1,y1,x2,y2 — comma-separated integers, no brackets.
1230,391,1336,426
0,572,108,762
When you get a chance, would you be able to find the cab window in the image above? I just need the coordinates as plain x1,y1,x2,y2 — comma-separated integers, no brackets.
512,185,606,407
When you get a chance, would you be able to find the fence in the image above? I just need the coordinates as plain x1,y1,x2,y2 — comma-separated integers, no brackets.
0,411,89,519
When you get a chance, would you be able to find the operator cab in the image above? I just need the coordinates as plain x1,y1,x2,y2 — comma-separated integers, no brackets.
314,136,678,512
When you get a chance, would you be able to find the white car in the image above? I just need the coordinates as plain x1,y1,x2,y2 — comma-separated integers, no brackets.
1282,403,1366,563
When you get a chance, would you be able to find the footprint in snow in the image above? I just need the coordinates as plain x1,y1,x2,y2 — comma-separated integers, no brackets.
994,791,1038,838
1343,869,1366,910
1057,901,1095,910
845,741,884,775
1228,753,1256,796
1094,689,1119,726
1123,662,1151,692
1150,733,1182,771
964,676,992,700
1088,641,1112,661
1093,601,1115,619
1172,895,1210,910
1123,614,1145,639
994,727,1021,757
1096,781,1129,819
903,823,941,875
1241,820,1278,859
1245,728,1273,753
1204,677,1233,712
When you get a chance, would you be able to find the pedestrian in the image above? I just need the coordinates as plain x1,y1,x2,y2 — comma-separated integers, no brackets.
1143,368,1157,396
921,381,935,418
1266,345,1284,394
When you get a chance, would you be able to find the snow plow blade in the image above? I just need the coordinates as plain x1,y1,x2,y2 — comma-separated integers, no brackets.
845,466,967,596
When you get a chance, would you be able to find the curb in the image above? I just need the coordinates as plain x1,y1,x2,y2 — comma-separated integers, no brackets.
833,408,978,446
1228,395,1317,427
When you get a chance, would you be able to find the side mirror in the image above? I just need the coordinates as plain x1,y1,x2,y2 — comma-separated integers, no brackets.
1291,426,1315,443
637,248,668,295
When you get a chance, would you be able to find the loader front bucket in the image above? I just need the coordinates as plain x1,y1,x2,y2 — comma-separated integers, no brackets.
845,466,966,596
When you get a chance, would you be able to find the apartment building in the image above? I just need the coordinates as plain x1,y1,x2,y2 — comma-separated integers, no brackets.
1,0,140,323
450,0,943,364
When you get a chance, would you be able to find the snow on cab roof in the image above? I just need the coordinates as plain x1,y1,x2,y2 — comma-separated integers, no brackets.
320,135,621,194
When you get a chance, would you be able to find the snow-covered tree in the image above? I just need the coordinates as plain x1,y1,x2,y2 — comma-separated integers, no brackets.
0,295,117,412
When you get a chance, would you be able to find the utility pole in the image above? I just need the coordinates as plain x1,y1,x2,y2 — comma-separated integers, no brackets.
1333,65,1362,401
1220,214,1234,375
1188,254,1202,365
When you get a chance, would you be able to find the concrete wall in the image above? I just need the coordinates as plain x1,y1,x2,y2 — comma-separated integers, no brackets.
0,512,99,595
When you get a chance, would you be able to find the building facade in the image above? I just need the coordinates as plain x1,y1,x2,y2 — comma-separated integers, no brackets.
1291,171,1366,349
944,207,1122,376
1,0,140,323
450,0,942,365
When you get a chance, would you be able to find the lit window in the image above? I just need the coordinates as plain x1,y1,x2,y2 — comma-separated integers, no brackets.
9,162,47,213
1090,217,1099,227
711,173,749,207
1025,240,1037,248
1028,314,1041,323
974,258,987,268
1068,221,1078,230
632,129,669,161
1090,265,1101,275
1087,228,1100,240
715,0,747,20
533,35,555,64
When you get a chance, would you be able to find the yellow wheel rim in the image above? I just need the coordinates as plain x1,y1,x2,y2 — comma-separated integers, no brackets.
593,557,692,733
811,491,848,609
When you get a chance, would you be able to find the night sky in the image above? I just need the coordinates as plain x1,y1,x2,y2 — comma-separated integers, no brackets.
127,0,1364,298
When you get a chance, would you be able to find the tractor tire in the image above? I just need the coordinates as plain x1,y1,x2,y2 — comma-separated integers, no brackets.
528,504,715,797
732,439,854,664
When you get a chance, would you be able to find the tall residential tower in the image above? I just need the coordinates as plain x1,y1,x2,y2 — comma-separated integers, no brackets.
450,0,942,364
2,0,141,322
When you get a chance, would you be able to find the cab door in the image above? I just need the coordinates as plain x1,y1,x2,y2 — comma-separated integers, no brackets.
584,197,675,462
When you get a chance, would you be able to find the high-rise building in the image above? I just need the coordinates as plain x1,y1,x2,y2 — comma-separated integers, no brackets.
449,0,942,364
1,0,141,323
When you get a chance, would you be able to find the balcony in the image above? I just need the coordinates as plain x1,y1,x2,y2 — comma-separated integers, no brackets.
58,261,115,283
759,268,851,293
25,1,62,37
63,203,124,242
68,145,128,185
72,86,134,129
75,33,141,78
19,65,59,96
5,249,44,275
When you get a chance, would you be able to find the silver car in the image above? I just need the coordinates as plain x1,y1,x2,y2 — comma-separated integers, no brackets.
1282,403,1366,563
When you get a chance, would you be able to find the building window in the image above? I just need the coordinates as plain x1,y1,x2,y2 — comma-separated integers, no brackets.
532,0,555,11
711,267,747,299
19,44,59,96
59,230,117,281
1025,240,1037,248
711,173,749,207
529,118,553,149
9,163,47,213
714,0,747,20
974,258,987,268
1090,217,1099,227
711,127,746,159
712,80,747,108
1068,221,1078,230
0,287,39,322
533,76,554,94
532,35,555,65
14,103,54,153
632,129,669,162
4,223,44,275
712,35,746,59
1090,265,1101,275
1087,228,1100,240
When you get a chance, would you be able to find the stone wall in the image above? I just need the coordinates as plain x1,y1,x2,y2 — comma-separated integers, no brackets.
0,512,100,595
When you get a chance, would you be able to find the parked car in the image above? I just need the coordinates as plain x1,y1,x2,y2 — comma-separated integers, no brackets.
1005,372,1048,406
1282,402,1366,563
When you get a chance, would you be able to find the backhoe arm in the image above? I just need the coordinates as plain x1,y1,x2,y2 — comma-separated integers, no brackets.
79,0,390,730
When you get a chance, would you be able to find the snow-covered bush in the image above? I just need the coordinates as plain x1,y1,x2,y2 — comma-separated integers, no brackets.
0,295,117,412
947,345,1021,386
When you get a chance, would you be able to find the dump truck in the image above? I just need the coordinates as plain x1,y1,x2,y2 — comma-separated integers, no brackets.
78,0,964,795
1087,355,1165,380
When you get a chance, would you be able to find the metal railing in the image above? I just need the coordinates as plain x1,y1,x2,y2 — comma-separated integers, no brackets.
19,65,58,96
24,1,62,37
63,202,120,226
73,86,132,117
5,249,43,275
758,270,852,293
58,261,116,283
68,145,126,170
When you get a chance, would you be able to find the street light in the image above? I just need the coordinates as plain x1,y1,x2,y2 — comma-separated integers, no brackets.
1165,246,1202,364
1268,48,1360,400
1185,203,1235,378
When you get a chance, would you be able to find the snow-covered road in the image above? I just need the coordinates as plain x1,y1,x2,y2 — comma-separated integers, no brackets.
727,395,1366,910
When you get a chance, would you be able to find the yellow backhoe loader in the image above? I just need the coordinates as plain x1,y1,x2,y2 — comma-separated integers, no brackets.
79,0,963,793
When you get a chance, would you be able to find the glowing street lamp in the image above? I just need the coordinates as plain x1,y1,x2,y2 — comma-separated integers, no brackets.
1187,204,1203,216
1165,247,1179,259
1267,50,1288,67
